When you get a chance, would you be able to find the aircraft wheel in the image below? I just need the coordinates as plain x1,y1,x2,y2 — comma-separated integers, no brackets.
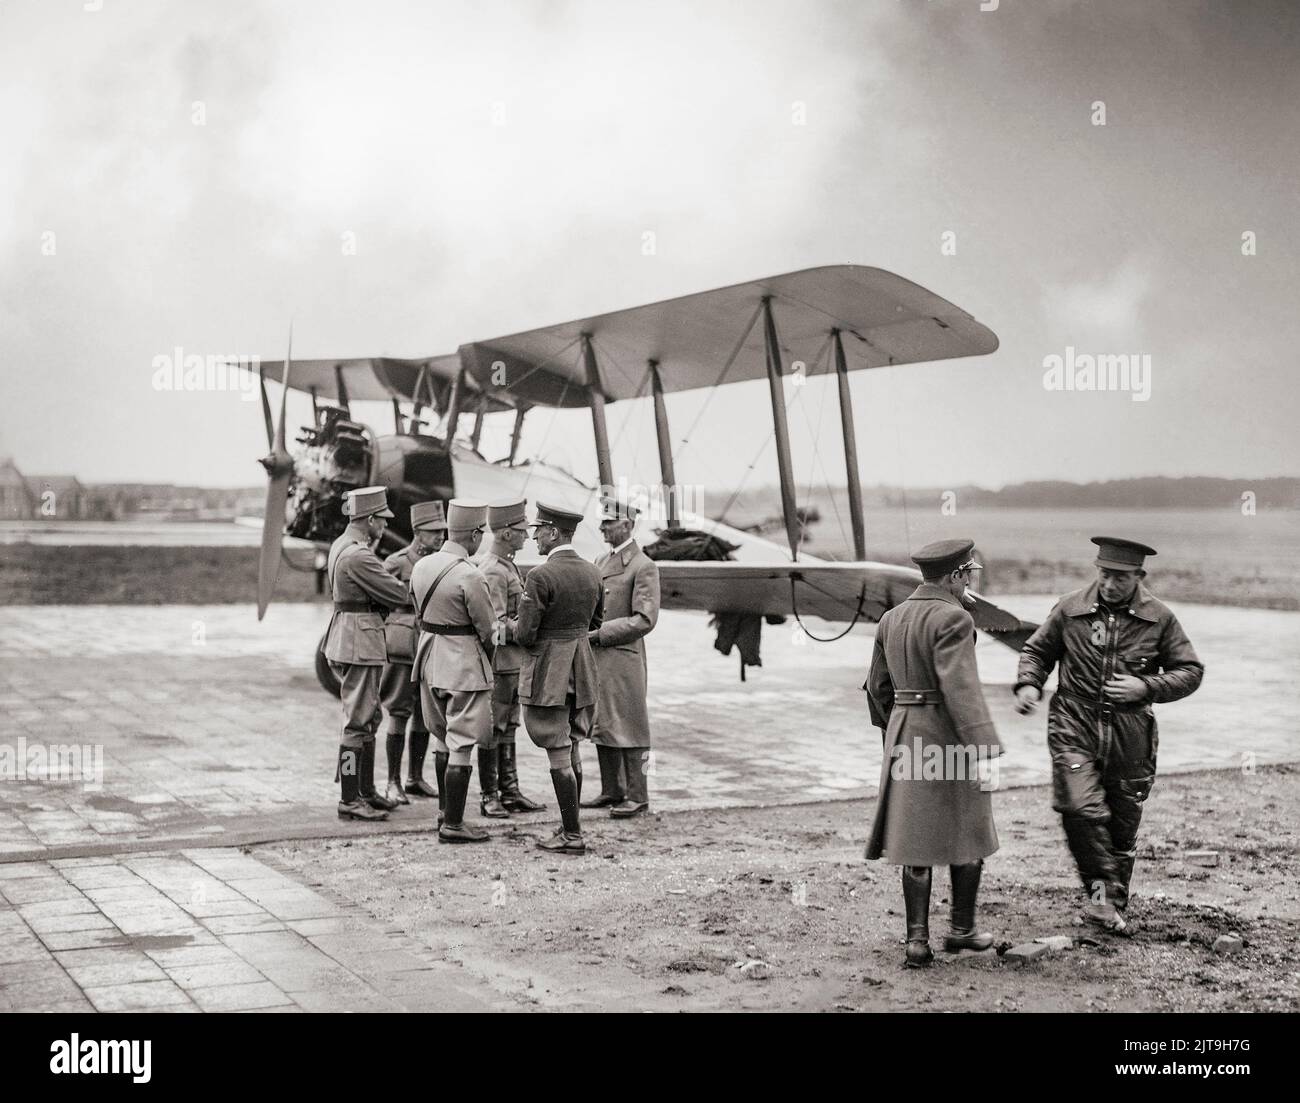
315,632,341,698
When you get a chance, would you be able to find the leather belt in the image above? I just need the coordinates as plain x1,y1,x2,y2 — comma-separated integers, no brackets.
335,601,381,613
894,688,944,706
1054,688,1144,716
420,622,476,636
536,628,588,641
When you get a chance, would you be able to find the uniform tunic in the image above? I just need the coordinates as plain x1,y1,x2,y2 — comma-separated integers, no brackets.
864,583,1003,866
591,540,660,749
379,543,427,736
480,551,526,748
514,548,605,750
324,527,410,750
410,540,497,754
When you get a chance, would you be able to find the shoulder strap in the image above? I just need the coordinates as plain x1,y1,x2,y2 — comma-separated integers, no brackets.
328,540,362,591
416,557,465,622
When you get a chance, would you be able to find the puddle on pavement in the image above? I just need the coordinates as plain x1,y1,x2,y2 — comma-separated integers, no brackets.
85,794,146,815
131,934,197,949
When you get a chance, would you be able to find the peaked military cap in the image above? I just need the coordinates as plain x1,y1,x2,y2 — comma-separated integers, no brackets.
410,501,447,531
343,486,395,520
599,494,639,522
531,501,585,531
1091,536,1157,571
446,499,487,530
911,538,982,578
488,499,528,530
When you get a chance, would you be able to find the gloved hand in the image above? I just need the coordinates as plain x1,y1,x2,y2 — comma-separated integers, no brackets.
1014,685,1041,715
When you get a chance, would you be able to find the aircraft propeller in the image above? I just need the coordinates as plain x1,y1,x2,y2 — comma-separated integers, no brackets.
256,325,295,620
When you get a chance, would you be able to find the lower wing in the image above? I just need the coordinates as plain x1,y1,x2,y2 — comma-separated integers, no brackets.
655,560,1037,650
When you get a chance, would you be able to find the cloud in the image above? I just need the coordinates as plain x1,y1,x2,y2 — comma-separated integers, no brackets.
1039,254,1156,342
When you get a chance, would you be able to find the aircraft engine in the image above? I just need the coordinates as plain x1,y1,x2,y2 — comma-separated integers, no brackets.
284,407,373,544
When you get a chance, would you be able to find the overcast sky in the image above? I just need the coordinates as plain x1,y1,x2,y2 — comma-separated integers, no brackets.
2,0,1297,499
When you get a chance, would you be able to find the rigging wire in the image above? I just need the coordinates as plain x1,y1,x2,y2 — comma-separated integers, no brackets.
671,302,764,466
520,350,576,496
789,576,867,642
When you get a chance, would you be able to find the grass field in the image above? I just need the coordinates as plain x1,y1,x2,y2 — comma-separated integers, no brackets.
2,504,1296,609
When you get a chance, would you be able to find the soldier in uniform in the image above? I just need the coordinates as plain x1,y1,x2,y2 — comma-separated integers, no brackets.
584,495,660,818
324,486,411,822
477,499,546,818
410,499,498,844
1015,537,1204,932
379,501,447,805
514,502,605,855
865,539,1003,967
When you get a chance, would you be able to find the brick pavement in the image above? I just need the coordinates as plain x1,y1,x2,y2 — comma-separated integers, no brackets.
0,848,501,1012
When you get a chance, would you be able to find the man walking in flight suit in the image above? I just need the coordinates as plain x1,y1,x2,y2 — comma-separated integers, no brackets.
324,486,411,822
478,499,546,817
514,502,605,855
585,495,660,818
410,499,498,844
1016,537,1204,932
380,501,447,805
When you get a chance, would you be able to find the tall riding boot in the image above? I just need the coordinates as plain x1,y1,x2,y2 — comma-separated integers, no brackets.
610,747,650,818
385,730,409,805
404,730,437,798
580,744,624,809
537,767,584,855
902,865,934,968
944,860,994,952
1062,814,1126,931
571,741,584,807
478,746,509,818
360,741,398,811
434,750,449,827
1113,852,1137,913
438,765,489,843
498,741,545,812
337,746,387,821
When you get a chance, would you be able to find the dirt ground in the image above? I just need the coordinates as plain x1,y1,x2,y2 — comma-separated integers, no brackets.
268,765,1300,1013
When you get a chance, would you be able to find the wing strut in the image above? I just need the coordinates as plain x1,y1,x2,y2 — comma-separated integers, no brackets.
649,360,679,526
833,330,867,560
508,406,527,465
582,334,614,492
443,364,465,453
334,363,351,417
470,396,486,450
762,297,800,561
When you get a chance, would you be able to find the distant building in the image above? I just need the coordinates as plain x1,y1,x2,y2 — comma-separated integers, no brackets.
0,457,35,519
22,474,85,519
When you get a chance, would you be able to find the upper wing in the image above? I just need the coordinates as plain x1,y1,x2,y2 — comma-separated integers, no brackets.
252,354,517,413
656,560,1037,650
456,264,999,408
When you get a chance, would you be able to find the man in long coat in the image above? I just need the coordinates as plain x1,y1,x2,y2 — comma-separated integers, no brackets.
379,500,446,804
324,486,411,822
865,538,1003,967
477,498,545,817
1015,537,1204,932
514,501,604,855
410,499,497,844
585,496,660,818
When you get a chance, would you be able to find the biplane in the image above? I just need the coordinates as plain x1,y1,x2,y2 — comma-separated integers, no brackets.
247,264,1036,690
